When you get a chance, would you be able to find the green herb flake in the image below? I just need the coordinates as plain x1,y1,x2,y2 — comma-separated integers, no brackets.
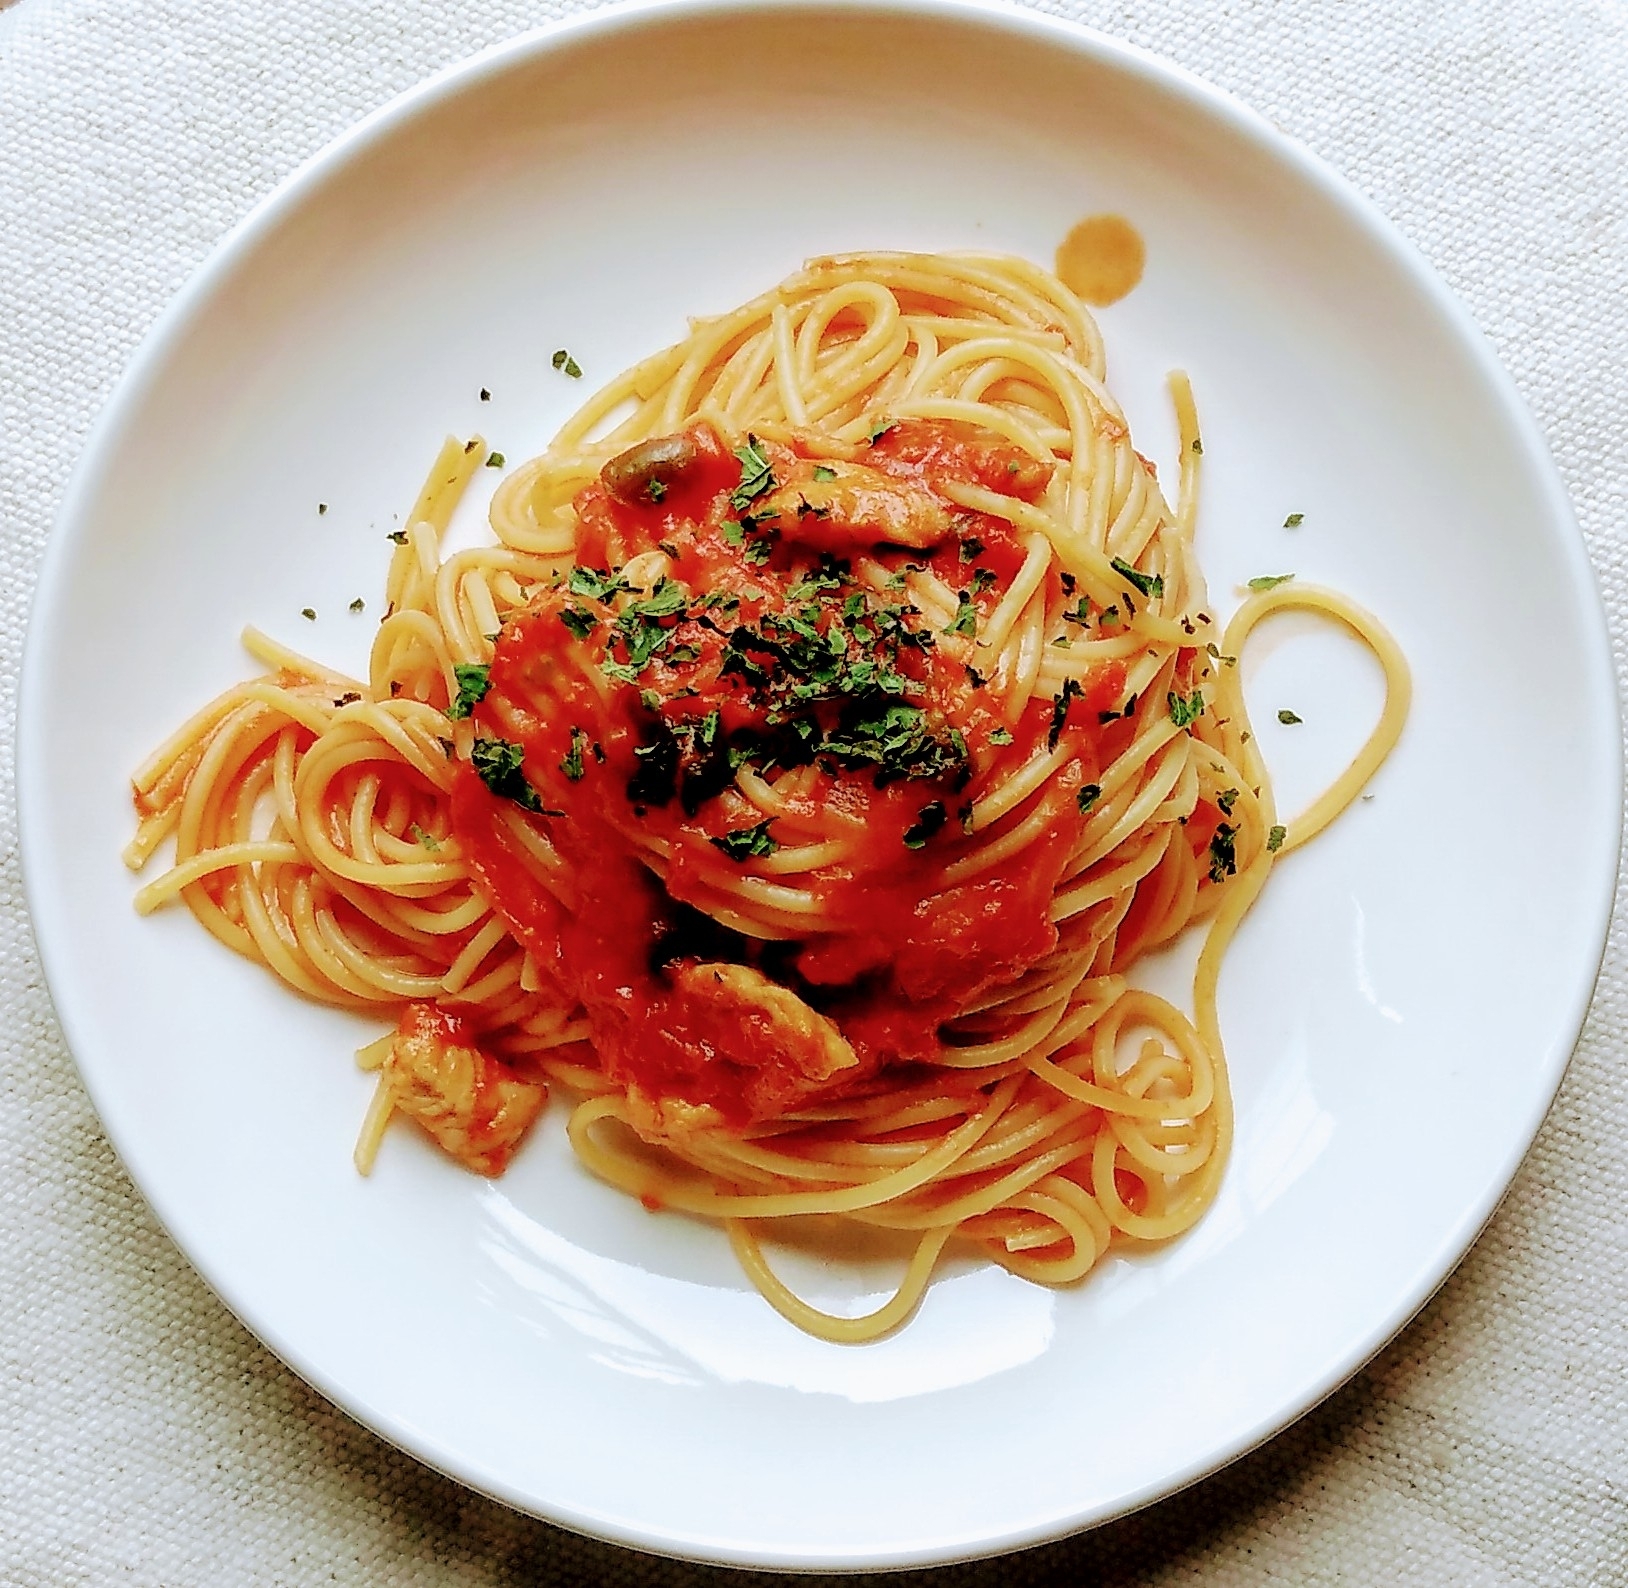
1191,436,1204,455
409,822,440,853
902,801,948,850
1278,708,1303,725
552,349,583,378
471,736,556,815
944,591,978,638
1168,690,1206,729
300,608,316,621
445,662,492,720
867,418,896,444
1216,787,1240,816
730,436,776,511
1284,512,1304,528
989,727,1014,746
1110,556,1164,599
1248,573,1296,592
1048,678,1084,749
349,598,365,614
710,817,779,862
1207,822,1238,883
560,726,587,783
1077,784,1102,814
812,464,838,483
1267,824,1287,852
558,605,598,642
485,452,506,469
387,530,408,545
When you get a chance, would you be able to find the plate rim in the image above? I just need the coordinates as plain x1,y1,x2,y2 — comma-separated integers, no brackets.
17,0,1623,1567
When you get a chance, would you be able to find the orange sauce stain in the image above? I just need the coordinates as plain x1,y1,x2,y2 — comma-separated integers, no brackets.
1056,214,1145,306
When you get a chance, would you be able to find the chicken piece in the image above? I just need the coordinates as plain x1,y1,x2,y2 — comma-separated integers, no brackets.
384,1002,547,1176
671,961,859,1083
763,459,955,552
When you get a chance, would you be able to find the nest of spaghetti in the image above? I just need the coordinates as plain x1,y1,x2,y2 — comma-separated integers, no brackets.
128,253,1279,1341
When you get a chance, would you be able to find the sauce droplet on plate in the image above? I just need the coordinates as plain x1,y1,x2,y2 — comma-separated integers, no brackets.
1056,214,1145,306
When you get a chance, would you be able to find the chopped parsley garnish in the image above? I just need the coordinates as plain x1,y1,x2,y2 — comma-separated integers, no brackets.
1248,573,1296,591
300,608,316,621
471,736,554,815
1168,690,1206,729
1110,556,1164,599
1278,708,1303,725
1284,512,1304,528
1048,678,1083,749
1216,788,1240,816
1206,641,1237,667
1077,784,1102,814
989,726,1014,746
552,349,583,378
409,822,440,852
387,530,407,545
1267,824,1286,852
645,477,667,503
485,452,506,469
559,605,598,641
812,464,838,483
1191,437,1204,455
349,598,365,613
960,537,985,562
867,418,896,444
945,591,978,638
730,436,776,511
1208,822,1238,883
710,817,779,862
560,726,587,782
902,801,948,850
568,566,630,603
971,567,998,595
445,662,492,720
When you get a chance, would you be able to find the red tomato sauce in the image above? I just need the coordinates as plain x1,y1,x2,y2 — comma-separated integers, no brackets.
453,420,1131,1129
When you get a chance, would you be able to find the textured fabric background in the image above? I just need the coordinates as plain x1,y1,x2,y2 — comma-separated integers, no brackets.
2,0,1626,1582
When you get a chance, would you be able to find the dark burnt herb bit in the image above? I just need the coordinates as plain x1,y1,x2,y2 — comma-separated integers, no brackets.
902,801,948,850
333,691,361,708
301,608,316,621
349,598,365,614
318,503,328,516
1097,691,1138,725
1267,824,1287,852
560,726,588,783
479,388,491,402
965,664,987,690
1208,821,1238,883
1278,708,1303,725
1110,556,1164,599
387,530,408,545
1077,784,1102,814
1168,689,1206,729
1048,678,1084,749
471,736,555,815
1191,436,1204,455
971,567,998,595
1060,572,1077,596
445,662,492,720
730,436,776,510
710,817,779,862
959,536,985,563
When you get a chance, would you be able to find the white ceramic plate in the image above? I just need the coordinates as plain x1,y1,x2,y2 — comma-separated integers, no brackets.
19,0,1618,1568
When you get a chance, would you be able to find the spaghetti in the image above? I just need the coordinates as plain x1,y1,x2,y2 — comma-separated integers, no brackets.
125,252,1409,1342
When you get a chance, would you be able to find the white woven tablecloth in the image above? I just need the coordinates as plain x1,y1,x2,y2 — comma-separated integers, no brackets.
3,0,1626,1581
